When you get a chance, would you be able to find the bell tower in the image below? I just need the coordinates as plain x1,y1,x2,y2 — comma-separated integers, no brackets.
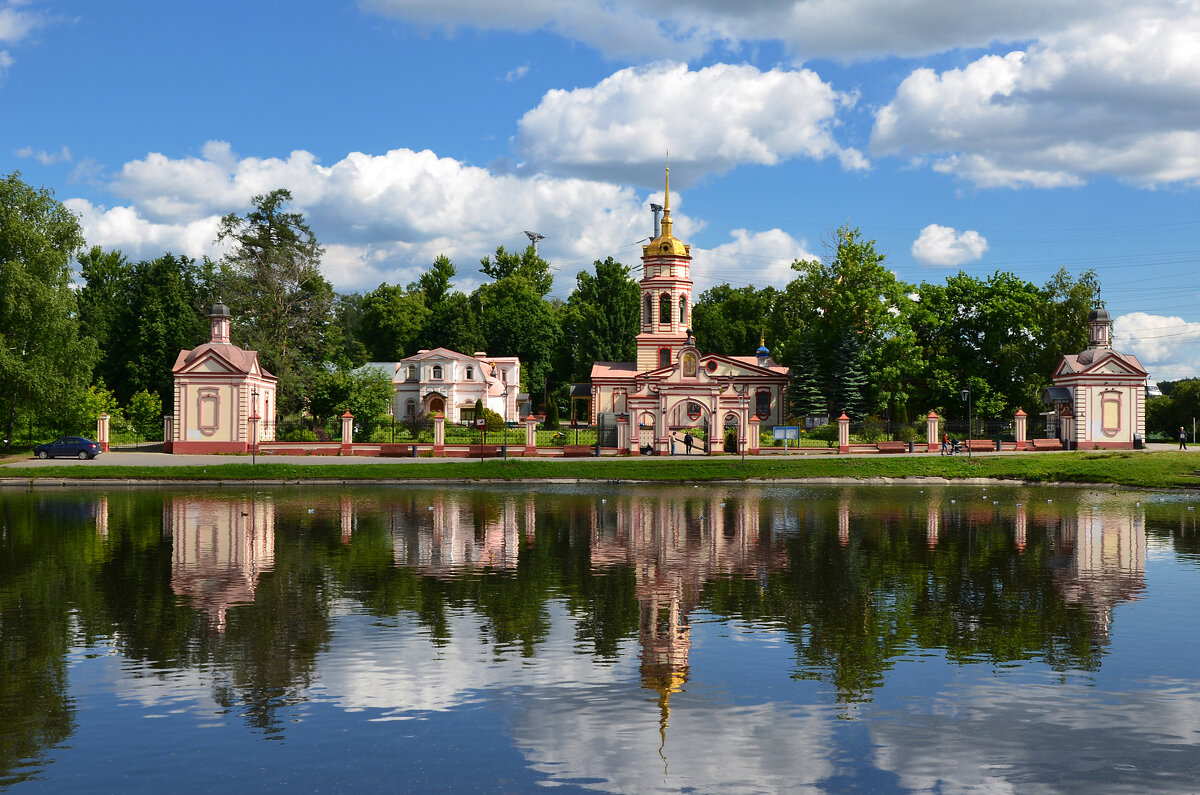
636,159,694,372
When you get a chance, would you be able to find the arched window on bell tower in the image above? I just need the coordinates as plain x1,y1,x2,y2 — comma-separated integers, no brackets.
679,295,688,325
644,295,652,325
658,347,672,368
660,293,672,324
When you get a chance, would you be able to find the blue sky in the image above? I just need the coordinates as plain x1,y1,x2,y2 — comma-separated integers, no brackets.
2,0,1199,377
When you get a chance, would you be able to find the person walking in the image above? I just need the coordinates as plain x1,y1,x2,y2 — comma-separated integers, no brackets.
684,434,694,455
1180,426,1189,451
941,432,950,455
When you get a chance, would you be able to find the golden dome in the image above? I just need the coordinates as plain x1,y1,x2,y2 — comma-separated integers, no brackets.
643,159,691,258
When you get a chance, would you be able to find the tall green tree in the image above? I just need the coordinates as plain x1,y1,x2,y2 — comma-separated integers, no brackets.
558,257,639,382
785,329,827,418
360,283,430,361
327,292,370,369
831,331,869,419
308,366,394,438
76,246,132,354
216,189,334,412
473,276,561,399
692,284,780,357
782,226,915,415
0,173,97,448
117,254,214,404
411,256,484,353
479,244,554,296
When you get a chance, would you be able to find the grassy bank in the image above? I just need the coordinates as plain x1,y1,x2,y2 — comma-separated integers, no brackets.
4,451,1200,489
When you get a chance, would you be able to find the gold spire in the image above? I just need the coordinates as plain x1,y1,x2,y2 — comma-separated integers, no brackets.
643,154,690,258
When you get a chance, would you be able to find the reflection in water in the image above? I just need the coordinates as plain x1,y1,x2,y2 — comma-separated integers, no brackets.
0,485,1194,792
167,495,275,631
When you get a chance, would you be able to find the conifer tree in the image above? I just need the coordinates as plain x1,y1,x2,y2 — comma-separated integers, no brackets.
832,331,869,420
787,331,827,419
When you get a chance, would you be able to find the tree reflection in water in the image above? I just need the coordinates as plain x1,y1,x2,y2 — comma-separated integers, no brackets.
0,484,1168,788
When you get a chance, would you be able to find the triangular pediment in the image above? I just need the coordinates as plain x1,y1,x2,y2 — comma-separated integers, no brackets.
1074,351,1147,378
175,348,242,375
703,353,785,378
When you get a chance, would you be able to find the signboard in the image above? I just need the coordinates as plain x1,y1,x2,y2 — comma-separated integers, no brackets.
474,417,487,428
773,426,800,440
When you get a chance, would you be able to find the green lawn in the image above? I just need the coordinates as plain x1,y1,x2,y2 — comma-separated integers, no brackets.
4,451,1200,490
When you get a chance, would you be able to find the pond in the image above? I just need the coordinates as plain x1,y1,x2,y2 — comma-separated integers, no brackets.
2,483,1200,792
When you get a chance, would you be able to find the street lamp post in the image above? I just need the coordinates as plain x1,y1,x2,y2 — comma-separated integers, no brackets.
960,386,972,460
734,383,749,463
250,385,259,465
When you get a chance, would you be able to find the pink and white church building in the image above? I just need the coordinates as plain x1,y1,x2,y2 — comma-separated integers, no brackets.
1042,306,1147,449
589,165,789,455
166,303,277,454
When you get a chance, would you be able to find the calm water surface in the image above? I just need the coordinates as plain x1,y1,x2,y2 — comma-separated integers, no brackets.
3,483,1200,792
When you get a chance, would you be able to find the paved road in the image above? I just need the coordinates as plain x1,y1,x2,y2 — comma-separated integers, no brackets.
1,442,1186,469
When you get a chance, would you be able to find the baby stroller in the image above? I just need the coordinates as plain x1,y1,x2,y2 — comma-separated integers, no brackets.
948,438,965,455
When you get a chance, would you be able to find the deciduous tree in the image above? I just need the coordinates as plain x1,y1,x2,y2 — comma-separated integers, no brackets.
0,172,97,448
217,189,334,412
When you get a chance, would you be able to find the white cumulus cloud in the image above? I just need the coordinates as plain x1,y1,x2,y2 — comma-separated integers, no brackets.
516,62,866,185
1112,312,1200,381
871,4,1200,189
71,142,666,295
691,228,816,294
360,0,1151,62
911,224,988,267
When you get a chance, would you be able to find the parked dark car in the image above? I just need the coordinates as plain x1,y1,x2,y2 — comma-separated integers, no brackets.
34,436,102,460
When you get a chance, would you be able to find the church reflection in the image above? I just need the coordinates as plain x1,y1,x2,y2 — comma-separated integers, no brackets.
166,495,275,631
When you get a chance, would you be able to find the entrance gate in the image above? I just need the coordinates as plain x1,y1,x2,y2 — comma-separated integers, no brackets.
668,399,711,455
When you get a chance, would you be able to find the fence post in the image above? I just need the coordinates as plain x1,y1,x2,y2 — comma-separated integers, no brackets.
97,413,110,452
524,414,537,456
1014,408,1028,450
163,415,174,453
926,411,939,452
616,414,629,455
838,413,850,453
433,413,446,457
340,411,354,455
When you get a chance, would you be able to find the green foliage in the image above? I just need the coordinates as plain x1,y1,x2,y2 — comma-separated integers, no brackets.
217,189,334,414
832,331,869,419
0,172,98,449
557,258,639,383
479,244,553,296
544,400,560,429
309,366,394,438
474,275,561,398
1146,380,1200,435
360,283,430,360
692,284,779,356
481,406,505,432
785,329,827,418
327,292,370,369
782,226,915,416
61,382,121,437
125,389,163,440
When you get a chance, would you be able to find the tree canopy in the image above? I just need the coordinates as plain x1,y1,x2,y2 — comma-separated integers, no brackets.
0,172,97,448
217,189,334,413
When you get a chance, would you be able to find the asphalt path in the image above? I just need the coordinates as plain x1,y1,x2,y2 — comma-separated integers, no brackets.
0,442,1185,468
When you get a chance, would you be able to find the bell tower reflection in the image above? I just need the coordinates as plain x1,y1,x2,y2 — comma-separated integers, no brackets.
167,495,275,631
588,490,788,741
